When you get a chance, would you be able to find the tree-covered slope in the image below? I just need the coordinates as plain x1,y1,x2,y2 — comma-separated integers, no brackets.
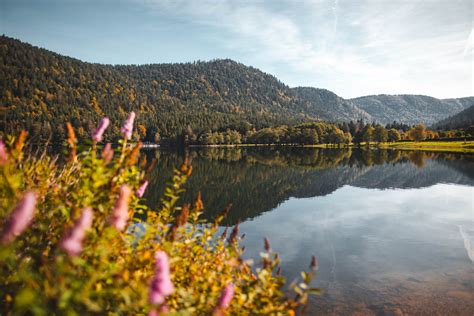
431,105,474,130
1,35,472,142
0,36,313,142
292,87,372,122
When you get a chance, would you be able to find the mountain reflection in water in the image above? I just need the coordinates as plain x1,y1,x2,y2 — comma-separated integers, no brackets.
142,148,473,225
142,147,474,315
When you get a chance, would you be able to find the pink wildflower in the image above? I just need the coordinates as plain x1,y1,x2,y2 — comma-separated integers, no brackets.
60,207,94,257
92,117,110,142
148,305,169,316
101,143,114,162
0,140,7,165
216,283,234,310
136,181,149,198
110,185,132,231
149,251,174,305
121,112,136,139
1,192,37,244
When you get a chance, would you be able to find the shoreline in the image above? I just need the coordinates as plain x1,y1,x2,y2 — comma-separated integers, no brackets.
180,141,474,153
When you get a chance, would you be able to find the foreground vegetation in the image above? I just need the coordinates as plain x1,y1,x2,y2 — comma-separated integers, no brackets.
0,115,317,315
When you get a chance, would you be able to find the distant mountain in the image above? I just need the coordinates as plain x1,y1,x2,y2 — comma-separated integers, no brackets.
349,94,474,125
294,90,474,125
431,105,474,130
292,87,372,122
0,35,472,142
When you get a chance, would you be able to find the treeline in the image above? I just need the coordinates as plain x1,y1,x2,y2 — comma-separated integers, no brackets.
180,122,352,145
180,120,473,146
431,105,474,131
333,120,473,144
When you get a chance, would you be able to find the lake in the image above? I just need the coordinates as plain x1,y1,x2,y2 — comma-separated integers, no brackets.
142,147,474,315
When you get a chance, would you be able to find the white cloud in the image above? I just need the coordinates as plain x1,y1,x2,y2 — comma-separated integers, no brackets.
137,0,472,98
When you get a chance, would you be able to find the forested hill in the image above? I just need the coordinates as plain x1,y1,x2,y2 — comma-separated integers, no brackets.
0,35,472,142
0,36,311,142
293,87,372,122
431,105,474,130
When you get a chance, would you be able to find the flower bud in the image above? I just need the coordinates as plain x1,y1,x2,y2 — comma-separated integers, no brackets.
60,207,93,256
92,117,109,142
110,185,132,231
1,192,37,244
121,112,136,139
149,251,174,305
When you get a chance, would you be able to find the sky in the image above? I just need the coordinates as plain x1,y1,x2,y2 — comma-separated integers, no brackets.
0,0,472,99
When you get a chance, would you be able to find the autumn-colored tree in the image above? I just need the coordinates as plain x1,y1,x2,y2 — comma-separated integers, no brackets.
387,129,401,142
373,125,388,143
137,124,147,139
408,124,426,141
425,130,437,139
154,131,161,143
343,132,352,144
362,126,375,143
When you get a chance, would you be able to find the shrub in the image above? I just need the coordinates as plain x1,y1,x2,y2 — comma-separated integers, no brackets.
0,115,317,315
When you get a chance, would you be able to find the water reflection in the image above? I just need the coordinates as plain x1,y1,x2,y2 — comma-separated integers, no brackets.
143,147,474,314
142,148,473,225
243,184,474,314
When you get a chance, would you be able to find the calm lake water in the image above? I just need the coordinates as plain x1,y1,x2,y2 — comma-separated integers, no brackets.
143,147,474,315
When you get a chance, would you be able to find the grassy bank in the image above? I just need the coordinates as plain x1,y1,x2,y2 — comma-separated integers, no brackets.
174,141,474,153
295,141,474,153
375,141,474,153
